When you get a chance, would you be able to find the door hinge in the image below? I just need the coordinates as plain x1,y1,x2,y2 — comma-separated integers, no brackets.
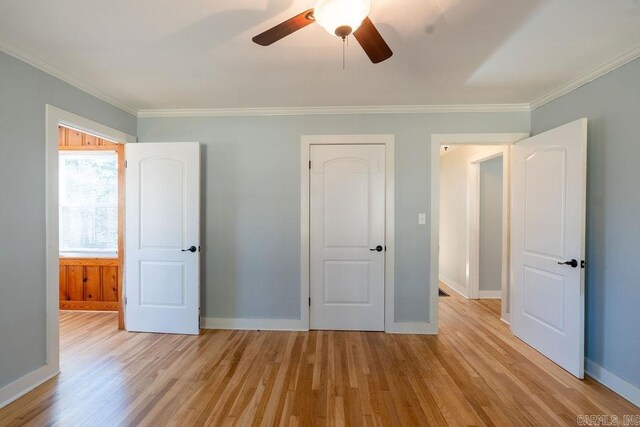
309,160,311,170
125,160,128,168
309,297,311,306
124,296,127,305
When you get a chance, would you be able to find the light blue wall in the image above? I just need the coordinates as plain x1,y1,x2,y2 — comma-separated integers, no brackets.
479,156,503,292
138,112,530,323
0,51,136,389
531,58,640,388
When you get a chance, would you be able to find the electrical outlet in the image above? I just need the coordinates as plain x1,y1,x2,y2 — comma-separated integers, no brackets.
418,213,426,225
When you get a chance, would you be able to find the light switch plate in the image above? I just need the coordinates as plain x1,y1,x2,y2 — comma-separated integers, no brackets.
418,213,426,225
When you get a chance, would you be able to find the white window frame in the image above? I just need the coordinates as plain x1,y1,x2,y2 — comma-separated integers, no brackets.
58,150,119,258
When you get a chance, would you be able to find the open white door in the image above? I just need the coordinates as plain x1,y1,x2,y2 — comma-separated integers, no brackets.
125,142,200,335
310,144,385,331
511,119,587,378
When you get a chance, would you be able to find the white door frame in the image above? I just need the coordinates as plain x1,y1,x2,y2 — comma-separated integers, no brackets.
430,133,528,329
44,105,136,377
301,135,398,332
466,148,510,322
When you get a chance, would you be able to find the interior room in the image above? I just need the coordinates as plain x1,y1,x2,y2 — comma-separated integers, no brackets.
58,126,124,327
1,0,639,425
439,143,510,321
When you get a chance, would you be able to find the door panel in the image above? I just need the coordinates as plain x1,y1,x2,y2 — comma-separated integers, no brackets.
139,158,185,249
324,260,372,304
523,267,565,331
323,159,371,248
511,119,587,378
139,261,186,307
310,145,385,331
524,148,567,258
125,142,200,335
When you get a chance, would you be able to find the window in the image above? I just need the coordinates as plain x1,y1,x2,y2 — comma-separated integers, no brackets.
59,151,118,256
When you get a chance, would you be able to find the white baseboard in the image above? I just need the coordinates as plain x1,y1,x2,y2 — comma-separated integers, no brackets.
0,364,59,409
202,317,437,335
202,317,307,331
478,290,502,299
439,273,468,298
500,313,510,325
386,321,438,335
585,359,640,407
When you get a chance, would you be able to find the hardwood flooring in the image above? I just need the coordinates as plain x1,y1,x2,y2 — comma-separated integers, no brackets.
0,286,637,426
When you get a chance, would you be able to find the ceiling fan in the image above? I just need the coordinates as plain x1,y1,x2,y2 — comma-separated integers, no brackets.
252,0,393,64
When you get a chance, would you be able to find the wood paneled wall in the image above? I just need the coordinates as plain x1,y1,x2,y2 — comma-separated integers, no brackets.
59,259,120,311
59,126,120,148
58,126,124,327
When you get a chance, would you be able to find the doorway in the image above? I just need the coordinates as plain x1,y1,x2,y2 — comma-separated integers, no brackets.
438,144,510,321
58,126,125,328
431,122,587,379
430,133,528,333
44,105,136,377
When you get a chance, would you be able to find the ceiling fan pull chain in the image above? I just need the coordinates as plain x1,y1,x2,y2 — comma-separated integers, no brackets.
342,36,346,70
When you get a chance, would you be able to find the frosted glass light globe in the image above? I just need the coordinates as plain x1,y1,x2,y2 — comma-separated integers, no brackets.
314,0,371,37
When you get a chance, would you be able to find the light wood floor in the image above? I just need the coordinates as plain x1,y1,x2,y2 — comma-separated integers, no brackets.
1,286,637,426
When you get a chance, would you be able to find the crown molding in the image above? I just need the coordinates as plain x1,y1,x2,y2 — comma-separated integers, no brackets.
3,35,639,118
137,103,531,118
0,41,138,116
530,44,640,110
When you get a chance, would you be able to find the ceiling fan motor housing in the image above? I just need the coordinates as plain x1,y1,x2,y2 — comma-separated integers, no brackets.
335,25,353,38
314,0,371,37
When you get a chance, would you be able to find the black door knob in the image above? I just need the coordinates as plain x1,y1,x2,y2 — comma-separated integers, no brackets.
558,259,578,268
370,245,384,252
182,246,197,253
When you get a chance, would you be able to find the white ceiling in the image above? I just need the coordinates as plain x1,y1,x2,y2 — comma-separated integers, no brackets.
1,0,640,112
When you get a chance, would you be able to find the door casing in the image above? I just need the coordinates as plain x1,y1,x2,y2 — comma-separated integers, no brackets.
44,105,136,384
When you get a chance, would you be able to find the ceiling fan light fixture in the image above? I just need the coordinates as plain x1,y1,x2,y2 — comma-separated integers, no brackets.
314,0,371,38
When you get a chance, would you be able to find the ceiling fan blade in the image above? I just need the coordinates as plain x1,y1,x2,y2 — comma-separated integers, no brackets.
353,17,393,64
252,9,315,46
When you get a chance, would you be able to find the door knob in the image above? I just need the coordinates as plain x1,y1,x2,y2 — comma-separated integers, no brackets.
370,245,384,252
558,259,578,268
182,246,197,253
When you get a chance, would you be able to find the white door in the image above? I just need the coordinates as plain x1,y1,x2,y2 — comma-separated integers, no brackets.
310,145,385,331
511,119,587,377
125,142,200,335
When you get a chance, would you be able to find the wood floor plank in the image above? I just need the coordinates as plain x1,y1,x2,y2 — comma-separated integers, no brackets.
1,286,638,426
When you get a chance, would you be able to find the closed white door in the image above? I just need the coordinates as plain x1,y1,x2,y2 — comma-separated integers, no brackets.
310,144,385,331
511,119,587,377
125,142,200,335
